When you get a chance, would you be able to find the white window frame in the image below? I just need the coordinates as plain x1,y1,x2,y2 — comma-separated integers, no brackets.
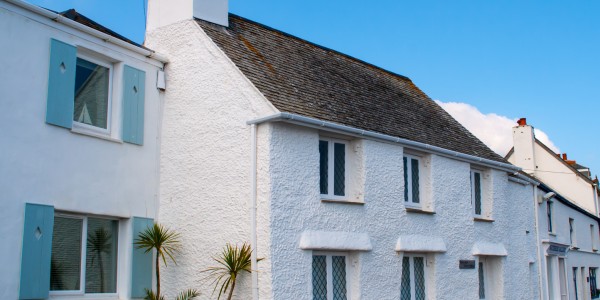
547,201,554,234
403,154,422,208
478,257,491,300
319,138,348,200
71,52,114,136
49,213,119,297
311,252,351,300
401,254,429,300
471,169,483,217
569,218,577,247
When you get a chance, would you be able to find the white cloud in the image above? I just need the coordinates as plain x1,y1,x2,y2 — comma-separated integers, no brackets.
435,100,560,156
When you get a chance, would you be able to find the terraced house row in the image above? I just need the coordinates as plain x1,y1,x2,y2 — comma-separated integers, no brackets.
1,0,598,299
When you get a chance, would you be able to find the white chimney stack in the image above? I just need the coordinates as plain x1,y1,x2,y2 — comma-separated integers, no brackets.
146,0,228,32
512,118,537,175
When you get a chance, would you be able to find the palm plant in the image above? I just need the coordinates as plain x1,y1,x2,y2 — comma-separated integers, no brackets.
135,223,199,300
87,228,112,292
203,242,258,300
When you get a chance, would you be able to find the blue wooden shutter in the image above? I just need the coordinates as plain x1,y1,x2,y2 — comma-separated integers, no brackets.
131,217,153,298
122,66,146,145
19,203,54,299
46,39,76,128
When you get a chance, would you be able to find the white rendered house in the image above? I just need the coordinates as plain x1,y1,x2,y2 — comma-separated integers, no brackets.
507,118,600,216
0,0,167,299
145,1,540,299
508,120,600,300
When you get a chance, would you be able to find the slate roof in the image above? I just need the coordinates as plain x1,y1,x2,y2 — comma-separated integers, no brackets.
57,9,146,49
198,15,506,163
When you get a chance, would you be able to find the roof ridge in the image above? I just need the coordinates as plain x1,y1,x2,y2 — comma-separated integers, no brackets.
226,13,411,81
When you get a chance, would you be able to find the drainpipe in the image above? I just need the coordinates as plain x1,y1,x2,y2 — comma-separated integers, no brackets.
533,186,545,300
593,183,599,217
250,124,259,300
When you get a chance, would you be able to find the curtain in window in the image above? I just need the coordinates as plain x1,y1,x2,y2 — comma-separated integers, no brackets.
50,217,83,291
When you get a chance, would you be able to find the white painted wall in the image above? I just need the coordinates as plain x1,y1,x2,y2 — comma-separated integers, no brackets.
536,188,600,300
509,124,598,215
531,144,598,215
144,20,277,299
0,2,164,299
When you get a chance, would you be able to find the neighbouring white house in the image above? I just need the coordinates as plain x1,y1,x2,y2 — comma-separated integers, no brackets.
0,0,167,299
507,118,600,217
507,119,600,300
144,1,540,299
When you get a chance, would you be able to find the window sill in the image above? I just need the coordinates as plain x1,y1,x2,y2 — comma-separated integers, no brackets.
71,126,122,144
473,217,494,223
405,207,435,215
50,293,118,300
321,198,365,205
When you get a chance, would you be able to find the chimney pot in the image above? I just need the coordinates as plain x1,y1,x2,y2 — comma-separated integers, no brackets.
517,118,527,126
562,153,567,160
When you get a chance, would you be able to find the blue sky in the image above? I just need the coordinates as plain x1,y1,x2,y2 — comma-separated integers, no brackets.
29,0,600,175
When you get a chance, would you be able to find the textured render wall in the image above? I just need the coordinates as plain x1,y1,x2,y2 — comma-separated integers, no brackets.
267,122,538,300
0,4,163,299
144,20,276,299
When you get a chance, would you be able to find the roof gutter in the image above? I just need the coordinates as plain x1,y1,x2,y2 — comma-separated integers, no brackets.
5,0,169,63
248,112,521,173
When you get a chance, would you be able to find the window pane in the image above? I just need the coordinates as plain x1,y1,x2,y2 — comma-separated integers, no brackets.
411,159,420,204
403,157,408,202
74,58,109,129
334,143,345,196
85,218,119,293
547,202,553,232
312,255,327,300
414,257,425,300
478,262,486,299
573,268,578,300
51,217,83,291
591,268,599,299
474,172,482,215
319,141,328,194
401,257,411,300
332,256,347,300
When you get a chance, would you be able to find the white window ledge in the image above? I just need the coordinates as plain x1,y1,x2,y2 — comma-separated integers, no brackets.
299,230,372,251
71,125,123,144
395,235,446,253
472,242,507,256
